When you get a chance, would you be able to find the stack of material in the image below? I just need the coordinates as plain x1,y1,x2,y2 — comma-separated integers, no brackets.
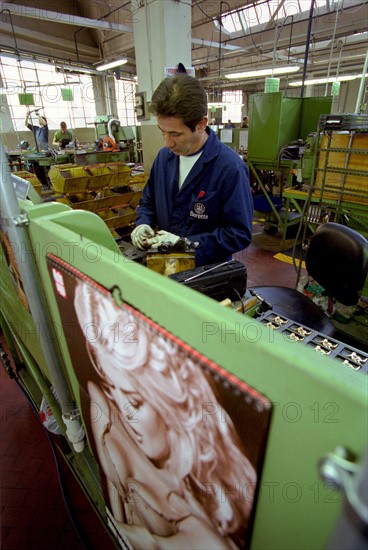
48,162,148,233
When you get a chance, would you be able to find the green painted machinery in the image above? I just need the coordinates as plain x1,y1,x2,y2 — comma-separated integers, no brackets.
1,146,367,549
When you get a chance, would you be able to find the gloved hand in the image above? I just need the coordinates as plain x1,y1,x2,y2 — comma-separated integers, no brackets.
146,230,180,249
131,224,155,249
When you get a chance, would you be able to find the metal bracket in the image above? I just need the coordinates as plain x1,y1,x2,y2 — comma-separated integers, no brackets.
63,408,81,422
319,447,368,538
14,213,29,227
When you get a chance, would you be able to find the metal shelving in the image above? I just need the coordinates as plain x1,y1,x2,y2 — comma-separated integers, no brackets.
284,114,368,239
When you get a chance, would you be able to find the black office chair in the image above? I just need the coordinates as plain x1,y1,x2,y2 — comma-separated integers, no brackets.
250,222,368,351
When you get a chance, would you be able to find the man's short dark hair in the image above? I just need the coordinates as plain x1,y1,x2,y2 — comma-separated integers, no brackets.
149,74,207,132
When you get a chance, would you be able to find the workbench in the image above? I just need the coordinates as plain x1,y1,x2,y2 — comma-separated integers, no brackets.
73,149,130,165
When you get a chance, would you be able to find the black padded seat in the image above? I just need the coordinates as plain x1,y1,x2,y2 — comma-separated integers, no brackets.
250,286,336,335
250,223,368,354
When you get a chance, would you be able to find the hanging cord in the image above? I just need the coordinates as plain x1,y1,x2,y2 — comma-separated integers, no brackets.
232,287,245,314
61,66,76,136
16,60,41,152
271,23,279,74
335,38,344,80
300,0,316,99
0,8,19,53
287,16,294,65
272,16,293,76
324,0,342,96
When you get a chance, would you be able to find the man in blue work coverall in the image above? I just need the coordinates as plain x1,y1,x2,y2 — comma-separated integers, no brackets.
25,113,49,150
131,74,253,267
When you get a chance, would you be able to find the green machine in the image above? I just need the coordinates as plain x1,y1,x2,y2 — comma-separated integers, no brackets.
1,138,367,549
93,116,136,162
247,92,333,245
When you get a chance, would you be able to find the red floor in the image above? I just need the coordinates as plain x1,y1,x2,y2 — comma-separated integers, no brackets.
0,364,86,549
1,227,303,549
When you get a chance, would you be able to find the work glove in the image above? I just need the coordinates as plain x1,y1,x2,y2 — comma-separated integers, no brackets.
146,230,180,249
131,224,155,249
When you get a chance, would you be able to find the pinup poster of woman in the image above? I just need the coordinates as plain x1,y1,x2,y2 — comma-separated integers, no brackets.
47,255,272,550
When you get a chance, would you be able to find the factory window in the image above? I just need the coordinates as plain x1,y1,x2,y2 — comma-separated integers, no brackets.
217,0,329,36
0,55,97,132
115,79,137,126
222,90,242,124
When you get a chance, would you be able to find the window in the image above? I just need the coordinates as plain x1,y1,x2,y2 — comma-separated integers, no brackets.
217,0,330,36
0,55,97,132
114,78,138,126
222,90,243,123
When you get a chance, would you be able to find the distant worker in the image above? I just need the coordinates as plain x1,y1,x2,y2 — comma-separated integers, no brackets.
53,121,73,148
225,119,235,129
25,112,49,150
241,116,249,128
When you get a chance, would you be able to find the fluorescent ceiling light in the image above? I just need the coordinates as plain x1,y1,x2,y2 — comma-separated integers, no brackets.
96,58,128,71
314,53,367,64
225,66,300,79
289,74,365,86
208,102,231,107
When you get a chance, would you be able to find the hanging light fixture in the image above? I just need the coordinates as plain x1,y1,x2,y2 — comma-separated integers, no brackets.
96,58,128,71
289,74,364,86
225,66,300,79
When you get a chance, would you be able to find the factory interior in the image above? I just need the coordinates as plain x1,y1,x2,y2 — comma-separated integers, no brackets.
1,1,368,549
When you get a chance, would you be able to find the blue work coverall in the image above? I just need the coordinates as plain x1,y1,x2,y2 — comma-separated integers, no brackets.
26,123,49,150
136,127,253,266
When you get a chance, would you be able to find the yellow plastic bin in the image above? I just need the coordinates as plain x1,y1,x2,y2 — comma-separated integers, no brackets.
84,164,113,189
106,162,132,187
49,165,89,194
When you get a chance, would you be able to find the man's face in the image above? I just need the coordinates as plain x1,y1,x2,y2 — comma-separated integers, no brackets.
156,115,207,156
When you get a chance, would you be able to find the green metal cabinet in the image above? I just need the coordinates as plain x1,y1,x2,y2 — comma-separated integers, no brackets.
1,195,367,550
248,93,333,164
248,92,301,163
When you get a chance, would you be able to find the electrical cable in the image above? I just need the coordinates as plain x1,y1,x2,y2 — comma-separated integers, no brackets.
193,0,218,21
287,15,294,64
232,287,245,313
324,0,342,96
300,0,316,99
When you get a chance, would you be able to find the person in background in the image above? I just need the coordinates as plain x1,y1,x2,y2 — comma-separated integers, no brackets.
25,112,49,150
225,119,235,129
52,121,74,148
241,116,249,128
131,74,253,267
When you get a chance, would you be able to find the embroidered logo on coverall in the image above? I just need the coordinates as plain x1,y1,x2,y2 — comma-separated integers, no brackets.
190,202,208,219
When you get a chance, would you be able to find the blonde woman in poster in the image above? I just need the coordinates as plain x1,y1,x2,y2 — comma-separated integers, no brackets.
74,281,257,549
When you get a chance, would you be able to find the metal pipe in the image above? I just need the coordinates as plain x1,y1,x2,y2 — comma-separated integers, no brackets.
355,49,368,113
3,3,132,32
324,0,341,96
107,117,120,143
300,0,316,99
0,137,85,451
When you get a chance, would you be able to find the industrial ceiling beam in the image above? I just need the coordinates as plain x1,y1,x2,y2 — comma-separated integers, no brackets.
191,37,242,51
265,0,286,30
0,2,134,33
0,21,99,57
